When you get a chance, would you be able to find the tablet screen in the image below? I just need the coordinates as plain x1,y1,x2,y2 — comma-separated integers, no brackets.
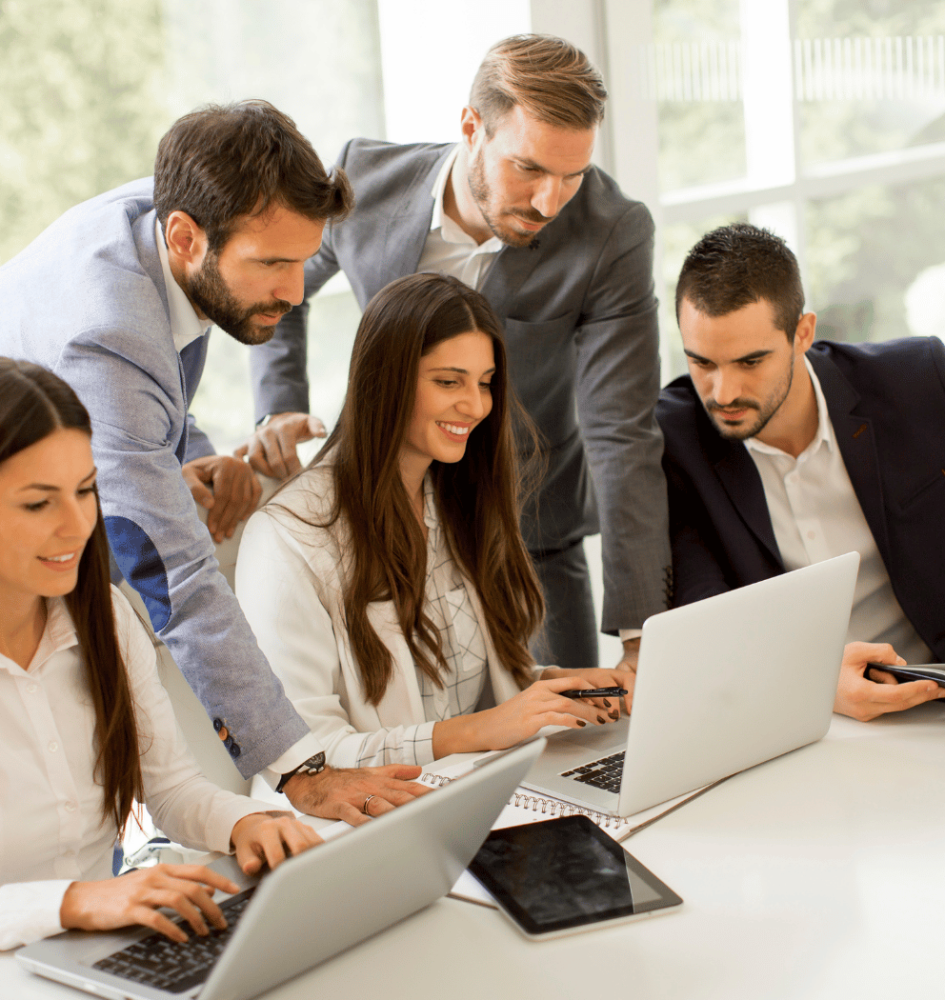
468,815,682,937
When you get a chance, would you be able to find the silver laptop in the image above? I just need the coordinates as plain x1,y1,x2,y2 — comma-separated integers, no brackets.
522,553,859,816
17,738,545,1000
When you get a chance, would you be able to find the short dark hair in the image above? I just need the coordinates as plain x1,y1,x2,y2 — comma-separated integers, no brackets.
675,223,806,340
469,34,607,134
153,100,353,253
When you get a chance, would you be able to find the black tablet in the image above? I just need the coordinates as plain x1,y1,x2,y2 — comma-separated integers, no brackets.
468,815,683,940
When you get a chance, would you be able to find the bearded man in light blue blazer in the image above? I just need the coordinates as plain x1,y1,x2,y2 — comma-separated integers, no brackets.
245,36,673,676
0,101,429,822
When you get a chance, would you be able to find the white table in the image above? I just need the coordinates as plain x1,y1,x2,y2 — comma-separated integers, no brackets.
5,703,944,999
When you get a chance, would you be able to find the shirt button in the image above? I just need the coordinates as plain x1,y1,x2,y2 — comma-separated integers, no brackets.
63,849,76,858
65,801,77,813
807,530,816,540
26,682,38,694
48,741,59,753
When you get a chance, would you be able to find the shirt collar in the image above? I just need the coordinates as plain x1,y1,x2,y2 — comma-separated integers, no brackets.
429,146,503,253
155,219,213,354
745,356,834,459
0,598,79,677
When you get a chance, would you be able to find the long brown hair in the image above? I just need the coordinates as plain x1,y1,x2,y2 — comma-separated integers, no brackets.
278,273,544,705
0,358,144,833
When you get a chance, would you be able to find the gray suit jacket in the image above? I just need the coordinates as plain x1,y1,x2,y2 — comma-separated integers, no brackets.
251,140,671,632
0,177,313,778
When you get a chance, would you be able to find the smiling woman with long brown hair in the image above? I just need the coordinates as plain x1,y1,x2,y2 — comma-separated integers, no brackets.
0,359,322,951
236,273,632,800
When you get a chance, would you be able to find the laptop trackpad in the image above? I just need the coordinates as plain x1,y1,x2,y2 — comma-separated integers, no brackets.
544,717,629,757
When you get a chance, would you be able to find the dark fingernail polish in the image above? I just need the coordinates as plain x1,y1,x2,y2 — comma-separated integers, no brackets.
609,710,619,720
597,715,605,724
577,720,587,727
603,699,612,707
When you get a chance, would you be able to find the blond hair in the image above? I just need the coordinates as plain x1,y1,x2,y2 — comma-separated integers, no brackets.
470,34,607,134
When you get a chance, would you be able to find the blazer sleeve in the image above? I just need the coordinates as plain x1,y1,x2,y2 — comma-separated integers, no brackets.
113,590,274,852
573,202,671,631
57,336,315,779
235,511,438,768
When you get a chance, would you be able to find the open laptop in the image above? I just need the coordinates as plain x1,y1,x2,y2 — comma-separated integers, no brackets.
522,553,859,817
17,738,545,1000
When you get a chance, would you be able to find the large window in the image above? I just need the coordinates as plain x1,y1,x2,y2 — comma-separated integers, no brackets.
598,0,945,377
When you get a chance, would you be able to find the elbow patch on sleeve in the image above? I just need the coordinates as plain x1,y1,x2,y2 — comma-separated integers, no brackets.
104,515,172,631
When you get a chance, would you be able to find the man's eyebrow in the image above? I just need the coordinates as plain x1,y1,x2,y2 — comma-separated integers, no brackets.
18,469,97,493
683,349,773,364
512,156,591,178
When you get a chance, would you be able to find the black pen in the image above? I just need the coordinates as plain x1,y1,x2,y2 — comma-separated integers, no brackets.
561,686,628,700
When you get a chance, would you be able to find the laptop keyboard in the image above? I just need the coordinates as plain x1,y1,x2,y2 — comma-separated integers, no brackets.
92,886,256,994
561,751,626,793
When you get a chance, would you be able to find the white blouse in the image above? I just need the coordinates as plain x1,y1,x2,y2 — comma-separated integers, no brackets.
0,587,272,951
236,467,527,770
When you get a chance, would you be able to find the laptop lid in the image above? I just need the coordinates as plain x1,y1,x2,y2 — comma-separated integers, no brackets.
17,738,545,1000
522,553,859,816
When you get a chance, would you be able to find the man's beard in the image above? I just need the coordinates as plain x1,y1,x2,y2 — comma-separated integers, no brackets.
184,252,291,346
467,149,548,249
704,353,794,440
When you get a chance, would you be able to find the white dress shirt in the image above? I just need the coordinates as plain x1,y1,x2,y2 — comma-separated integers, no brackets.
745,360,932,663
0,588,273,951
416,146,503,291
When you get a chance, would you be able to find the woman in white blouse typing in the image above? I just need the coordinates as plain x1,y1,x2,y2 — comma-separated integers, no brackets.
0,359,322,951
236,273,633,779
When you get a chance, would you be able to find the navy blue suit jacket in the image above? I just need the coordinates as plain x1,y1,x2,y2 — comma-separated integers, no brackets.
657,338,945,660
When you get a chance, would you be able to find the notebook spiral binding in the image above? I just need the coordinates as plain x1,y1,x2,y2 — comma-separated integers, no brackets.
420,771,631,831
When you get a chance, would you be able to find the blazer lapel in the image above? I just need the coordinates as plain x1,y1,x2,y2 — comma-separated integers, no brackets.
713,443,784,567
809,350,891,565
480,244,545,318
381,146,451,281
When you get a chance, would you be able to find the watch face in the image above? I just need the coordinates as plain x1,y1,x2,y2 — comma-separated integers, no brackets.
301,753,326,774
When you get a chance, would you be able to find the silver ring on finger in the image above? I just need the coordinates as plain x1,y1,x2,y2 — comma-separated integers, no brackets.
362,794,375,815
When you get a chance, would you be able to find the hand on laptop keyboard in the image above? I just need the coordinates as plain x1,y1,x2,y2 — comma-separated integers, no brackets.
59,864,242,943
231,812,323,875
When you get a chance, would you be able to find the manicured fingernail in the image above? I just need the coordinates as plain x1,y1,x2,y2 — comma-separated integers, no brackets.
577,720,587,727
609,710,619,720
596,715,605,724
603,699,612,708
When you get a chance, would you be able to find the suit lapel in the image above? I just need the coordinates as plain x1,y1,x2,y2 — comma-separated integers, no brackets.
809,349,891,565
381,146,451,281
480,244,545,318
713,442,783,567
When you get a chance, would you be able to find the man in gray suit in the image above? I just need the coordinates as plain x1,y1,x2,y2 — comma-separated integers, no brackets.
0,101,429,822
245,35,672,675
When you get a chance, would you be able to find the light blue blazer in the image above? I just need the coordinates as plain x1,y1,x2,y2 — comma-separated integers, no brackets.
0,177,312,778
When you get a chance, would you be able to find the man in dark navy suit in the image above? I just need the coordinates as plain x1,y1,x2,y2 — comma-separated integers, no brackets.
658,223,945,721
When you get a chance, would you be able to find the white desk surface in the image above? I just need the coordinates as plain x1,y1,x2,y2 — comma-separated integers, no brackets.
4,703,944,1000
